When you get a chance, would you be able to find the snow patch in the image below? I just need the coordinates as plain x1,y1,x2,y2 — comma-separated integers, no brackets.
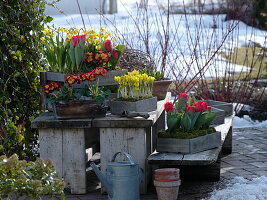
204,176,267,200
233,115,267,128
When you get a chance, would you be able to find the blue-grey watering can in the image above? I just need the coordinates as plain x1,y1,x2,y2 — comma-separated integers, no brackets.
90,152,144,200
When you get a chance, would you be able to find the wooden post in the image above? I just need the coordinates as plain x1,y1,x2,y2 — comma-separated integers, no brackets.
109,0,117,14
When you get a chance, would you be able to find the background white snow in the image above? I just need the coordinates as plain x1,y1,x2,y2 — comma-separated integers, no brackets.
203,176,267,200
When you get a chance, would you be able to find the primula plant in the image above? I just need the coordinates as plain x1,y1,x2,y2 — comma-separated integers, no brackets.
0,154,65,200
114,70,155,100
42,27,125,73
44,67,110,104
160,93,216,139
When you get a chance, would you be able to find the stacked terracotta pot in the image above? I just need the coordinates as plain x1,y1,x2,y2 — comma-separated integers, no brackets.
154,168,181,200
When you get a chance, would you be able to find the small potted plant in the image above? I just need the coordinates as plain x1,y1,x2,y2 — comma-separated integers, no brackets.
142,69,172,100
157,93,221,154
44,67,110,119
110,70,157,115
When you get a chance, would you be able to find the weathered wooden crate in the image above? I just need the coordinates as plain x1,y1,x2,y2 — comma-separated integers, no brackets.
211,107,225,125
157,131,221,154
110,97,157,115
40,70,127,110
206,100,233,116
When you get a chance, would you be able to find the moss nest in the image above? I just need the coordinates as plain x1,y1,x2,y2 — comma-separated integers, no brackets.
158,127,217,139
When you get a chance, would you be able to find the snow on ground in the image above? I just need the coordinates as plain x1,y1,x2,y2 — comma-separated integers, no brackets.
233,115,267,128
203,176,267,200
49,0,266,79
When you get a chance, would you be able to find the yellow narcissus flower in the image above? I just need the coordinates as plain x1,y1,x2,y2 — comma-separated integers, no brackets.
100,27,106,33
70,28,79,35
67,34,72,39
94,39,100,45
95,45,102,50
43,28,55,36
40,37,46,42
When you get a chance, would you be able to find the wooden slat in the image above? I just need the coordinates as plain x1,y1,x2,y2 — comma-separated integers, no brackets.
148,152,183,164
62,128,86,194
46,71,65,82
31,112,92,129
39,128,63,178
100,127,148,194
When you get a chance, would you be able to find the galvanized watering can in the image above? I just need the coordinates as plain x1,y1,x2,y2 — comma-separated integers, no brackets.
90,152,144,200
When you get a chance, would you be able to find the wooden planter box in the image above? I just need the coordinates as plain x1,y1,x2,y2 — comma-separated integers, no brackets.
157,131,221,154
110,97,157,115
53,100,107,119
210,107,225,125
206,100,233,116
40,70,127,110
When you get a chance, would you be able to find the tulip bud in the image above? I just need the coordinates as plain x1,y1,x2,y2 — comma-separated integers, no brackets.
104,40,112,51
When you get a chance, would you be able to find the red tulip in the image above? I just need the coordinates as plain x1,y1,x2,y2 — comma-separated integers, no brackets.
164,102,175,112
186,106,195,113
178,93,188,100
194,101,208,112
104,40,112,51
112,50,120,59
71,34,86,47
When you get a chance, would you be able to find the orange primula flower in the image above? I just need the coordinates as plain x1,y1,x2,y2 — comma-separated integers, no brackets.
43,82,61,94
65,74,81,85
85,52,94,63
93,67,108,76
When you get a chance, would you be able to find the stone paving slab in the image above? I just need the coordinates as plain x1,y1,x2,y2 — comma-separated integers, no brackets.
55,127,267,200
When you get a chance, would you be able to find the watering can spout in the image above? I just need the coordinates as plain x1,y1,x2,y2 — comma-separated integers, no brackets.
90,162,113,197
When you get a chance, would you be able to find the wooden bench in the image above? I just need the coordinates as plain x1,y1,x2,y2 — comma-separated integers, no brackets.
147,114,234,181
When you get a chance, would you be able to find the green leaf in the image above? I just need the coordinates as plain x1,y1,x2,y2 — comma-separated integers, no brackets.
180,114,192,131
202,112,216,129
167,113,181,132
175,97,186,112
68,43,76,71
95,96,105,103
45,16,53,23
74,41,85,71
194,113,207,129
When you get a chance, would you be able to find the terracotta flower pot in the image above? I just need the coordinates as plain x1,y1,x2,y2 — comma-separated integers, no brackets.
154,168,180,182
153,79,172,100
154,168,181,200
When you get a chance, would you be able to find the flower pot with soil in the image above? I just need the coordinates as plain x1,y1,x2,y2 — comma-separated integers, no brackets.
110,70,157,115
44,67,110,119
142,70,172,100
157,93,221,154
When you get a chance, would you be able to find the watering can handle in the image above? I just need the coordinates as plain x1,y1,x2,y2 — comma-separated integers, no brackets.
112,152,135,165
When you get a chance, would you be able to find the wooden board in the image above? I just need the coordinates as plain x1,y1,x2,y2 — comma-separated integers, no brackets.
39,128,63,178
31,112,92,129
100,127,148,194
206,100,233,116
62,128,86,194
